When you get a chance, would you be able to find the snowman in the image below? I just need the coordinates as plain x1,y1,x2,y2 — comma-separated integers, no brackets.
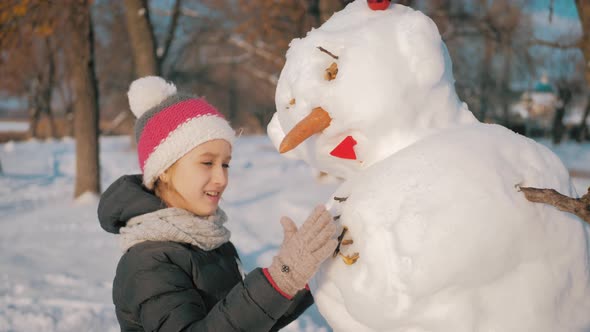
267,1,590,331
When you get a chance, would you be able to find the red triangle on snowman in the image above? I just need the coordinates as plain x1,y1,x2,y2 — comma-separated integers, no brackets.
330,136,358,160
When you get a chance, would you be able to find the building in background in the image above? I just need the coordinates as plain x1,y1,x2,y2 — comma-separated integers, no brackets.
511,74,559,137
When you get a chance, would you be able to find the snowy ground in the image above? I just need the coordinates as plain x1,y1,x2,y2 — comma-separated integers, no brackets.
0,135,589,332
0,122,27,132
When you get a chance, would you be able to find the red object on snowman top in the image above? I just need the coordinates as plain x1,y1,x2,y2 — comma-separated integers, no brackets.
367,0,391,10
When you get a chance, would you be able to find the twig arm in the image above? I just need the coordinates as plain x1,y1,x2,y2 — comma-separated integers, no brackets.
518,186,590,225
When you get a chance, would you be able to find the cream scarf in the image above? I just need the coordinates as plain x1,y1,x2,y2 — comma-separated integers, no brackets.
119,207,231,252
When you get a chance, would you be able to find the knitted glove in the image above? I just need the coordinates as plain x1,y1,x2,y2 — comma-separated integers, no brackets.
268,205,339,297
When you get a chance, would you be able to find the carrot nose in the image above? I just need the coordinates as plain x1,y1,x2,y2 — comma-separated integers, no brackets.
279,107,332,154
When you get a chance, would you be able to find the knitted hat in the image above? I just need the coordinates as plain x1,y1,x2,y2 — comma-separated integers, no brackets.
128,76,235,189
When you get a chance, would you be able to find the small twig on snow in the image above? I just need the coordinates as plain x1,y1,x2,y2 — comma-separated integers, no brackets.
317,46,339,60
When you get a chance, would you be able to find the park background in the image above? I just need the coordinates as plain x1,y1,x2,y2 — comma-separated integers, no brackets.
1,0,589,331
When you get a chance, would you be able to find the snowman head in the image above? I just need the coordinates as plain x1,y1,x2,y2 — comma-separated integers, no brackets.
268,0,474,179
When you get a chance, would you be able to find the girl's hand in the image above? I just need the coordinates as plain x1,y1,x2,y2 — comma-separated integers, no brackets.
268,205,339,297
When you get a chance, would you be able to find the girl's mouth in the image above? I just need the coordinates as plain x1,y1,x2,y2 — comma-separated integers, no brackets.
205,191,221,202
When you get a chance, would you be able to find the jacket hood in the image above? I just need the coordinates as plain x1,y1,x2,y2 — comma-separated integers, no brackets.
98,174,165,234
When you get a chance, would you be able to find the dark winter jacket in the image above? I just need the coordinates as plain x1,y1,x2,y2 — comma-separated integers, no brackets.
98,175,314,332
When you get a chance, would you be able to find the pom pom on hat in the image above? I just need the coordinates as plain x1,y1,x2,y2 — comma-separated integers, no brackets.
128,76,177,118
128,76,235,189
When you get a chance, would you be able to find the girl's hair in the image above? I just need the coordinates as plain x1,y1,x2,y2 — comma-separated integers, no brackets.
153,178,165,202
153,164,177,208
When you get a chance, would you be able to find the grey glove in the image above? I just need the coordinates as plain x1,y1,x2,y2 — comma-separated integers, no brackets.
268,205,339,297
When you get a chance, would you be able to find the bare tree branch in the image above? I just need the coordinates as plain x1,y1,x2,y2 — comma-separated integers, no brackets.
529,38,582,49
158,0,182,64
229,35,284,65
241,65,279,86
151,6,201,18
207,52,251,65
179,7,201,18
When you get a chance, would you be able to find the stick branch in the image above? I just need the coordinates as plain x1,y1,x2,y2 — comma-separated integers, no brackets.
518,186,590,225
317,46,339,59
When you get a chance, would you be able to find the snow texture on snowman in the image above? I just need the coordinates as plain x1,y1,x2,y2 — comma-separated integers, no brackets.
267,1,590,331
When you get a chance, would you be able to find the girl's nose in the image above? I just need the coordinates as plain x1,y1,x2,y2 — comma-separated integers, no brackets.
212,165,228,186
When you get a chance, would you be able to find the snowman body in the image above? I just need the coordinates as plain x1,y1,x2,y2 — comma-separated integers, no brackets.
310,124,590,331
268,1,590,330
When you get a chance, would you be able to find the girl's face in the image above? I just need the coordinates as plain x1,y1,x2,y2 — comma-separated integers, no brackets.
159,139,232,217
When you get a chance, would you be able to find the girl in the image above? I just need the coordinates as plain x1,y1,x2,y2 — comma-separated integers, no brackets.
98,76,339,331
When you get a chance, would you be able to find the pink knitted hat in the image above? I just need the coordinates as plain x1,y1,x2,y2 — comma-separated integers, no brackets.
128,76,235,189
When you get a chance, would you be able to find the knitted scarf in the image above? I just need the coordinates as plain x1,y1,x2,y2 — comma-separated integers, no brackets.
119,207,231,252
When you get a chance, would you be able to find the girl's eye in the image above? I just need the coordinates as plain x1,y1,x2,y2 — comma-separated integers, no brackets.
201,162,213,166
222,163,230,169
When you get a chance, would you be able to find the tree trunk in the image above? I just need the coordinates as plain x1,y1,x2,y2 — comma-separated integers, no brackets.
59,81,75,137
552,105,567,144
122,0,160,140
28,78,40,138
575,1,590,140
68,0,101,198
43,37,56,138
576,103,590,142
159,0,182,71
479,38,494,121
500,40,513,127
576,0,590,83
124,0,159,76
552,85,572,144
